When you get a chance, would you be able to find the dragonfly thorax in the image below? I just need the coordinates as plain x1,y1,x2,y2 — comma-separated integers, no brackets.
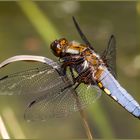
65,41,87,55
51,38,104,79
50,38,88,57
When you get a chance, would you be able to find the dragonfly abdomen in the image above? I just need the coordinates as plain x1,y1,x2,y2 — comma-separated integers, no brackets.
98,67,140,119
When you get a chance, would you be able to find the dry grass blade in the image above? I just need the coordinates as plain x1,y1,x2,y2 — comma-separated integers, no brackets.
73,92,93,140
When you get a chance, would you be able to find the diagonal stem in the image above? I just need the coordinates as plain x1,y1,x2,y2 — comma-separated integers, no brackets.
79,108,93,140
73,93,93,140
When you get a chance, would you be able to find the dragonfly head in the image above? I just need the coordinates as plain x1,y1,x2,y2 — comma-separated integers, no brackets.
50,38,68,57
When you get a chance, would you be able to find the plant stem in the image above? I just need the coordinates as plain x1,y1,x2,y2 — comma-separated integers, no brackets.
79,109,93,140
74,93,93,140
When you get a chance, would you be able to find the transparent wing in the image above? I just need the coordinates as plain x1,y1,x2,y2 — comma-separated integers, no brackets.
0,65,63,95
72,17,95,51
101,35,117,78
0,59,101,120
24,83,101,121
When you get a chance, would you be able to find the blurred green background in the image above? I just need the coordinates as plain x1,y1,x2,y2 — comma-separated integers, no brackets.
0,1,140,139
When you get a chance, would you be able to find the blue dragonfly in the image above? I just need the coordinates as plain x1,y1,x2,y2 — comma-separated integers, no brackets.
0,17,139,121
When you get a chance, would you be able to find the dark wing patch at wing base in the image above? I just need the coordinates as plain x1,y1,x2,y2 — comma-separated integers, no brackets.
101,35,117,79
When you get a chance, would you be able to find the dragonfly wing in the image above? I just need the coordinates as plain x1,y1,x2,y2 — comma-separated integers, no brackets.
0,65,64,95
24,86,76,121
72,17,95,51
75,84,101,109
24,83,101,121
101,35,117,79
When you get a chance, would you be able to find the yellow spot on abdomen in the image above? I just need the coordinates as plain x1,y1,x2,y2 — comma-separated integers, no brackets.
104,88,111,95
98,82,103,88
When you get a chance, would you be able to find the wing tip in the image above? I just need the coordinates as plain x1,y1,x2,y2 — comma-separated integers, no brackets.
72,16,77,25
72,16,76,20
24,100,36,121
28,100,36,108
0,75,8,81
110,34,115,38
110,34,116,42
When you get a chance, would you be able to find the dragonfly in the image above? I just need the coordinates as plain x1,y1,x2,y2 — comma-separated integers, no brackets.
0,17,140,121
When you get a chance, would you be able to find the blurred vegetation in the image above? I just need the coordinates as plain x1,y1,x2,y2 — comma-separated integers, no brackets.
0,1,140,139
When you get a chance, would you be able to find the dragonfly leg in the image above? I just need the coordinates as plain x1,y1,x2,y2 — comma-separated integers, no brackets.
69,67,76,82
61,57,85,76
75,67,97,85
60,83,74,92
74,82,81,90
60,56,89,92
61,56,85,69
61,67,96,93
60,80,81,93
75,68,90,83
60,66,82,93
55,68,65,76
60,68,94,94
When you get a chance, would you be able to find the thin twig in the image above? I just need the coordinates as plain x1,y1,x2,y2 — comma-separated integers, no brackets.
74,93,93,140
79,108,93,140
